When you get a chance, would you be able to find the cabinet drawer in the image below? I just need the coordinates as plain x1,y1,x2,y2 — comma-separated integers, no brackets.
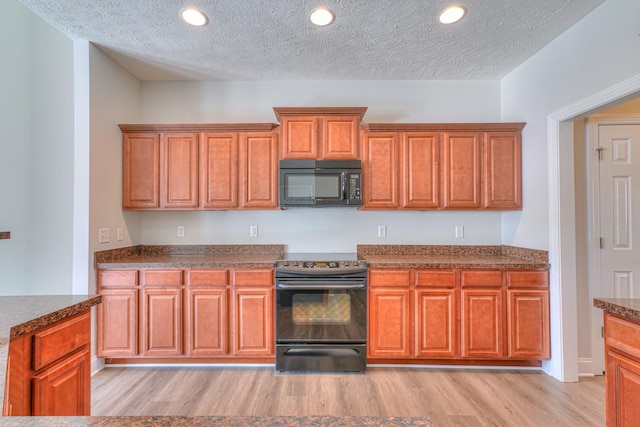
232,269,273,286
506,270,549,288
415,270,457,287
461,270,502,287
187,269,229,286
97,269,138,287
605,313,640,360
369,270,411,287
141,269,183,286
33,311,91,371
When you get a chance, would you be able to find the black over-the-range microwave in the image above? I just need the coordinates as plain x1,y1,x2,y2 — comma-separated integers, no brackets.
279,159,362,207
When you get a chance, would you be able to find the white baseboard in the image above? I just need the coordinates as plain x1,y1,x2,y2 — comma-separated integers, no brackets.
578,357,595,377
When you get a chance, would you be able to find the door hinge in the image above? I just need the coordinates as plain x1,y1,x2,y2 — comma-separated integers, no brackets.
602,326,605,338
600,237,604,249
596,147,604,161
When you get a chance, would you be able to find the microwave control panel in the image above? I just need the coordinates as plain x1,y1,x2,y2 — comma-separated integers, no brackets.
349,174,361,200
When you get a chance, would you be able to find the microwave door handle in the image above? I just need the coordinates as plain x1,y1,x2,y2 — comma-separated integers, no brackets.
340,172,346,200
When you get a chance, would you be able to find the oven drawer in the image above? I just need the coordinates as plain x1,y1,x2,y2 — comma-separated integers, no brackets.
276,344,366,372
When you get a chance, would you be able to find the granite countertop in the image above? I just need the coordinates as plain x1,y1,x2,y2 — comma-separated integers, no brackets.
358,245,550,270
0,295,103,417
95,245,285,269
594,298,640,323
0,416,433,426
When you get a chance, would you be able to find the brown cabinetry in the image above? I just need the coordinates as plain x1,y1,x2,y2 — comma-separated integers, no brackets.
368,267,548,364
361,123,525,210
603,311,640,427
5,311,91,416
274,107,366,160
97,267,275,362
368,269,412,357
120,124,279,211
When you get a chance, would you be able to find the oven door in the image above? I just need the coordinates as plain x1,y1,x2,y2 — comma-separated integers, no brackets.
275,281,367,343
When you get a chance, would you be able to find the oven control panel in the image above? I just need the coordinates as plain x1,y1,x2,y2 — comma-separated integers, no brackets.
275,260,365,269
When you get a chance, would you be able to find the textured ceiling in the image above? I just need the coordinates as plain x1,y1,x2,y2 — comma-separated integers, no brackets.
19,0,605,81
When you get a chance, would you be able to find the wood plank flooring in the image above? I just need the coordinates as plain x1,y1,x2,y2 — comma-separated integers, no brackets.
92,366,605,426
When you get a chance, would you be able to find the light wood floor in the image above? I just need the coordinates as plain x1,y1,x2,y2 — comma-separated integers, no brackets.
92,366,605,426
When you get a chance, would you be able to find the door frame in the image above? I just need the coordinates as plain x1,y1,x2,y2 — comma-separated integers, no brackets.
546,74,640,382
586,114,640,376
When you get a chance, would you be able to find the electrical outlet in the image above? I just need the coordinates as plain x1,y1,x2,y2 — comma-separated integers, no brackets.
116,228,124,241
249,225,258,238
455,226,464,238
177,226,185,238
98,228,110,243
377,225,386,238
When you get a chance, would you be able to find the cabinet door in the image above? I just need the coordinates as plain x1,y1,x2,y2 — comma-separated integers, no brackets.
461,288,504,358
32,346,91,416
323,116,359,159
140,288,182,356
161,133,198,208
239,132,278,208
402,132,440,209
442,132,481,209
415,289,458,358
231,287,274,356
185,288,228,356
122,133,159,209
97,288,138,357
280,116,318,159
368,288,412,357
606,349,640,427
361,132,400,208
200,133,239,208
507,289,550,359
483,132,522,209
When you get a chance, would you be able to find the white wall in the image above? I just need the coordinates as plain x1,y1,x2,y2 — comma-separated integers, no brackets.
501,0,640,380
0,1,75,295
89,46,143,292
0,1,32,294
137,80,504,251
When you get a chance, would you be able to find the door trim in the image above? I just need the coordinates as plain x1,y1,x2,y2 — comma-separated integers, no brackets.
587,114,640,376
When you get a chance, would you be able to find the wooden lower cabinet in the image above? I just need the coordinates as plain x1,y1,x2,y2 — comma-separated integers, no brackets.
4,310,91,416
185,288,228,355
97,267,274,361
368,287,412,357
368,268,549,364
603,312,640,426
461,288,504,358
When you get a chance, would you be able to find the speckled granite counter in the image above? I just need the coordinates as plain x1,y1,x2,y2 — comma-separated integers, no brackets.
594,298,640,322
0,415,432,426
358,245,549,269
95,245,284,269
0,295,102,417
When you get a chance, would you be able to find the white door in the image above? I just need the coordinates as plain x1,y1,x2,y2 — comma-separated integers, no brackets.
591,121,640,374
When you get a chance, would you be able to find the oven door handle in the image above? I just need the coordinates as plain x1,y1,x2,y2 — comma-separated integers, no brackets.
276,282,365,290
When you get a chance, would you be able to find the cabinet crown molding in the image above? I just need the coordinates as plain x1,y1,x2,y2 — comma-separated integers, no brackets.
118,123,278,133
362,122,526,132
273,107,368,121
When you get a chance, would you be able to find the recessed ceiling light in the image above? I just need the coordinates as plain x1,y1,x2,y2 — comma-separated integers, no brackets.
181,7,209,27
439,5,466,24
309,7,335,27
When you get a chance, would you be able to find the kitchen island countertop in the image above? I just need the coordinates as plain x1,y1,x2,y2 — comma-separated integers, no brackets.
0,295,102,417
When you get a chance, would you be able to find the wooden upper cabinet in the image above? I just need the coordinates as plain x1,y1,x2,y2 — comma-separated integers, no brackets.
274,107,366,159
161,133,199,208
483,131,522,209
239,132,278,208
123,133,160,209
442,131,482,209
199,133,239,209
361,132,400,208
401,132,440,209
